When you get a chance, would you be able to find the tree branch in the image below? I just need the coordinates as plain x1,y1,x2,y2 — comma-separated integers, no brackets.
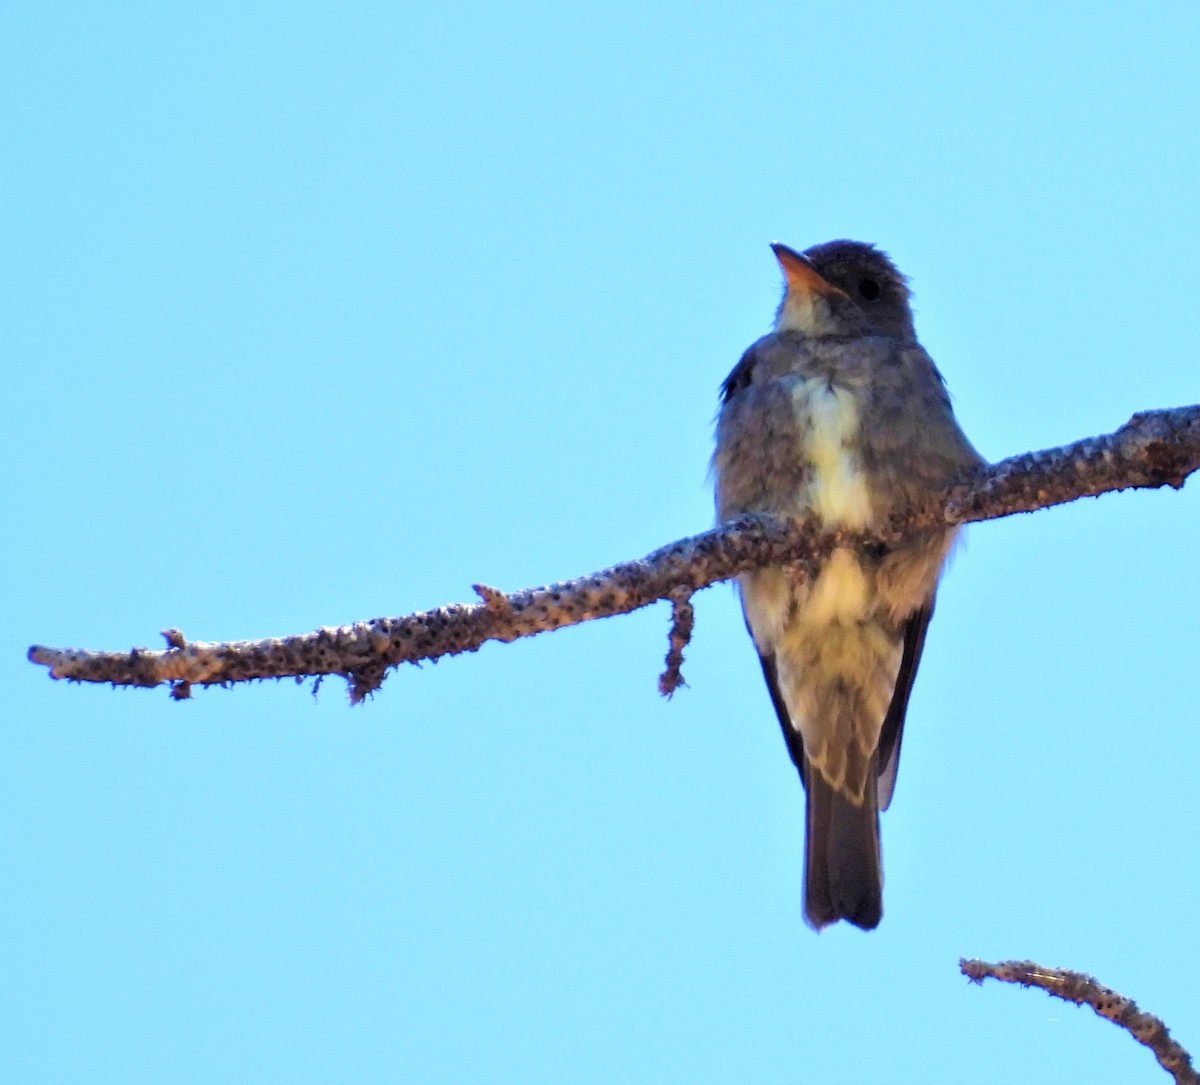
26,404,1200,701
961,958,1197,1084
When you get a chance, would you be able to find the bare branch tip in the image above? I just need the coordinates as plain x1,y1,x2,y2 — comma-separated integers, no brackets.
658,672,688,698
958,958,986,984
473,582,514,617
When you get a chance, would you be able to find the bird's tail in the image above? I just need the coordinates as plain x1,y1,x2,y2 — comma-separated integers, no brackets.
803,762,883,931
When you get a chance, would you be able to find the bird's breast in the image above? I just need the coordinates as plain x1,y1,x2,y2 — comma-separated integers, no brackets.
791,377,873,530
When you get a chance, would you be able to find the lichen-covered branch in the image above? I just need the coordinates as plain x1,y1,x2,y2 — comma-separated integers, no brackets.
944,406,1200,522
26,404,1200,701
27,515,831,703
961,958,1197,1084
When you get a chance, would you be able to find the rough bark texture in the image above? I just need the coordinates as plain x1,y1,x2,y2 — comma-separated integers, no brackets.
26,404,1200,701
961,958,1197,1084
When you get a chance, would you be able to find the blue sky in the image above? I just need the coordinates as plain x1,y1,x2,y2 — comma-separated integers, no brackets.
4,3,1198,1081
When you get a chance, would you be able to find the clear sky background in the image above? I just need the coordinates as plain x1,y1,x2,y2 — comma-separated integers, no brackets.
4,3,1198,1082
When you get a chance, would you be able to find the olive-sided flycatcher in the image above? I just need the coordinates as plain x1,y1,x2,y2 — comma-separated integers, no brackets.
712,240,982,930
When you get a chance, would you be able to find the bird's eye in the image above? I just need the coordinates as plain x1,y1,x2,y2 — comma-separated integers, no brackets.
857,277,881,301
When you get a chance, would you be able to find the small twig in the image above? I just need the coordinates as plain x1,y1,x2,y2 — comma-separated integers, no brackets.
25,404,1200,701
473,583,514,623
659,587,695,696
961,958,1197,1084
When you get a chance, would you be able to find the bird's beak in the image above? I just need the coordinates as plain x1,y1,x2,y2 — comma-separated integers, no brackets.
771,242,845,299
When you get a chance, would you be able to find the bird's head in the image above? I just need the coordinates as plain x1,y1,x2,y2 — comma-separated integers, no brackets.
772,239,916,341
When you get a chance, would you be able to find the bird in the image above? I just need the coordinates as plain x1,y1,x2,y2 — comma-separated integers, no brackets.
711,240,983,930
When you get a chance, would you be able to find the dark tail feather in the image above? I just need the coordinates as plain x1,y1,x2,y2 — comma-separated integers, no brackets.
804,763,883,931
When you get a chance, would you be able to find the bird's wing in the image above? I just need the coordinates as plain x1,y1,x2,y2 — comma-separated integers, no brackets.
757,649,808,786
719,343,760,404
876,598,935,810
